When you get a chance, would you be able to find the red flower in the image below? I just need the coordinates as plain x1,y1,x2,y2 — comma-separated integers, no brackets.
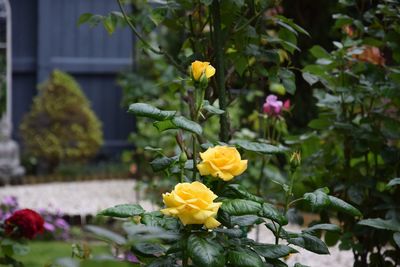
4,209,45,239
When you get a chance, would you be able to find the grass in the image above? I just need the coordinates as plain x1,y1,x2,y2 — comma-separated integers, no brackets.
14,241,109,267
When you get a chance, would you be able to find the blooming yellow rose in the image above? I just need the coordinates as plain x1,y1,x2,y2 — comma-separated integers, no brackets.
161,181,221,229
197,146,248,181
191,60,216,81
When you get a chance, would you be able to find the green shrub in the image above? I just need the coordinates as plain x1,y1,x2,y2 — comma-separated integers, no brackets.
20,70,103,171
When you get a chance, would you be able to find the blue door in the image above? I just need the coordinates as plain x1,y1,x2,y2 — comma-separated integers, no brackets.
11,0,135,157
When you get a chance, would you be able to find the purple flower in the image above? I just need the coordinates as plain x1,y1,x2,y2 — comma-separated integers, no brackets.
3,196,18,207
263,95,283,116
55,218,69,230
44,222,56,232
125,252,139,263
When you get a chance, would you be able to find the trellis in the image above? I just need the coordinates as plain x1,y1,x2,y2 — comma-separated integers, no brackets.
0,0,24,183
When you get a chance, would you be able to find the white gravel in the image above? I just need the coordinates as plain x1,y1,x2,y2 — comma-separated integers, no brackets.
0,180,354,267
0,179,156,215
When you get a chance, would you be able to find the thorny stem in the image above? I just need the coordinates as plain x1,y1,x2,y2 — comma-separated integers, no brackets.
275,168,296,244
192,134,198,181
211,0,229,142
116,0,186,74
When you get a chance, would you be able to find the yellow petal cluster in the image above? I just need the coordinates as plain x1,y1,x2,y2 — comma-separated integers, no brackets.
197,146,248,181
161,181,221,229
191,61,216,81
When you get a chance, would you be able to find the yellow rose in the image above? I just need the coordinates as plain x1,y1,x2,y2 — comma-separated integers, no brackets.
197,146,248,181
161,181,222,229
191,60,216,81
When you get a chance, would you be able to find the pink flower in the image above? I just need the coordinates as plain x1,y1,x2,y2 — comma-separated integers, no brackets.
283,99,291,111
263,95,283,116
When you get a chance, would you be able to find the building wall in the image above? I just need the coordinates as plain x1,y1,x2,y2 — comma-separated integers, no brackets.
11,0,135,158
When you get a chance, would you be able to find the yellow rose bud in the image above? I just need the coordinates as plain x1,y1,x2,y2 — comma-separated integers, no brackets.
197,146,248,181
191,60,216,81
161,182,222,229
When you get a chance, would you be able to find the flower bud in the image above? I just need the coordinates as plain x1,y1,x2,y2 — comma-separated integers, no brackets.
290,151,301,169
179,152,188,164
269,83,286,95
191,61,216,82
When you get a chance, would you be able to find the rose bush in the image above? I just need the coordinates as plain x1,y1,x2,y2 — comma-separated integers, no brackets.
77,59,363,267
75,1,366,266
0,208,45,266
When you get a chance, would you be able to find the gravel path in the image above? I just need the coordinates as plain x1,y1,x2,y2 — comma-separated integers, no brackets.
0,180,353,267
0,179,156,215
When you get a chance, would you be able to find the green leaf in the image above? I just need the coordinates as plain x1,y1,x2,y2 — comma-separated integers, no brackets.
154,116,202,135
227,249,264,267
128,103,176,121
328,196,362,217
98,204,145,218
203,100,225,115
234,55,248,76
394,232,400,248
308,118,332,130
387,178,400,187
302,72,319,86
251,244,297,259
288,233,330,254
303,224,341,235
172,116,202,135
276,15,310,37
261,203,288,225
11,242,30,256
103,14,116,35
278,68,296,95
231,215,264,226
232,140,287,154
214,228,244,238
150,156,179,172
221,199,262,216
324,231,340,247
150,8,167,26
148,257,176,267
264,258,288,267
78,13,93,25
303,189,331,210
310,45,331,59
133,242,165,255
226,184,264,203
85,225,126,245
88,15,104,28
188,235,225,267
358,219,400,232
278,28,298,54
123,223,179,242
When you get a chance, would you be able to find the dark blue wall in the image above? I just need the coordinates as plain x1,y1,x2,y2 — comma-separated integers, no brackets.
11,0,135,157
